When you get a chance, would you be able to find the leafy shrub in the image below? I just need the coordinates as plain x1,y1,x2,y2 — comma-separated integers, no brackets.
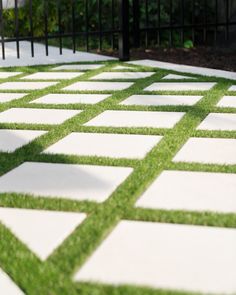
2,0,222,49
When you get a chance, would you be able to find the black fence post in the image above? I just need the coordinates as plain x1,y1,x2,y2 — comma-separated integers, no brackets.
119,0,130,61
133,0,140,48
0,0,5,59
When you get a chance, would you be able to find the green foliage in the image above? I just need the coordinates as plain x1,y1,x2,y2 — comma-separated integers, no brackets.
2,0,215,49
184,40,194,49
4,0,71,37
3,0,116,37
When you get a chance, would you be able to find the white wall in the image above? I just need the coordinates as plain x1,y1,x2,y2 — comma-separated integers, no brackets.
2,0,25,9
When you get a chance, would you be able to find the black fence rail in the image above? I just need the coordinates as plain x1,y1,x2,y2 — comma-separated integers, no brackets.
135,0,236,49
0,0,235,61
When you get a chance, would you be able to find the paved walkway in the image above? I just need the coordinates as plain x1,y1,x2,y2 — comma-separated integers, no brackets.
129,59,236,80
0,61,235,295
0,41,116,67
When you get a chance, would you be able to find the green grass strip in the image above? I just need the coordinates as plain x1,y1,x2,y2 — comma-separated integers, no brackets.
0,61,235,294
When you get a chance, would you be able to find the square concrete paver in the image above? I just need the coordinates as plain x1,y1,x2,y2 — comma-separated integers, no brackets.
113,66,135,70
43,132,163,159
144,82,216,91
0,108,81,125
31,93,110,105
228,86,236,91
197,113,236,131
63,82,134,91
85,110,185,129
217,96,236,108
0,93,28,103
52,64,104,71
22,72,84,80
135,170,236,213
0,82,58,90
162,74,196,80
173,137,236,165
0,268,24,295
0,72,22,78
90,72,155,80
120,95,203,106
0,162,133,202
0,129,47,152
75,220,236,294
0,207,86,261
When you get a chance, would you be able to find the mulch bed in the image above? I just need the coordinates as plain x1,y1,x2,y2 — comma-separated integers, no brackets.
101,47,236,72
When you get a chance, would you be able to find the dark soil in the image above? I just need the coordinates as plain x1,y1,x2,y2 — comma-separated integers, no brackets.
101,47,236,72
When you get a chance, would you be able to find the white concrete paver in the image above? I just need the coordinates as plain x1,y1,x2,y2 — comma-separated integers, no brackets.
31,94,110,105
0,162,133,202
0,82,58,90
0,129,47,152
43,132,163,159
0,268,24,295
75,220,236,294
0,207,86,260
145,82,216,92
120,95,203,106
162,74,196,80
0,108,81,125
0,72,22,78
197,113,236,131
21,72,84,80
63,81,134,91
90,72,155,80
173,137,236,165
0,93,28,103
217,96,236,108
228,86,236,91
85,110,185,129
135,170,236,213
52,64,104,71
113,66,135,70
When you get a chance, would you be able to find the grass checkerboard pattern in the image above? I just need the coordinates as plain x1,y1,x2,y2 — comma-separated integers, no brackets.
0,61,235,295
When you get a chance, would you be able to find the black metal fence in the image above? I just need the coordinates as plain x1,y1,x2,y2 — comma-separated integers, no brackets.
135,0,236,49
0,0,235,61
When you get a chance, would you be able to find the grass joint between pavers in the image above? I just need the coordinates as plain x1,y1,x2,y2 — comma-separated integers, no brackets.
0,61,235,295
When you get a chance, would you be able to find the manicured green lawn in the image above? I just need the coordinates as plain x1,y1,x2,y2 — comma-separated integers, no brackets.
0,61,235,295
